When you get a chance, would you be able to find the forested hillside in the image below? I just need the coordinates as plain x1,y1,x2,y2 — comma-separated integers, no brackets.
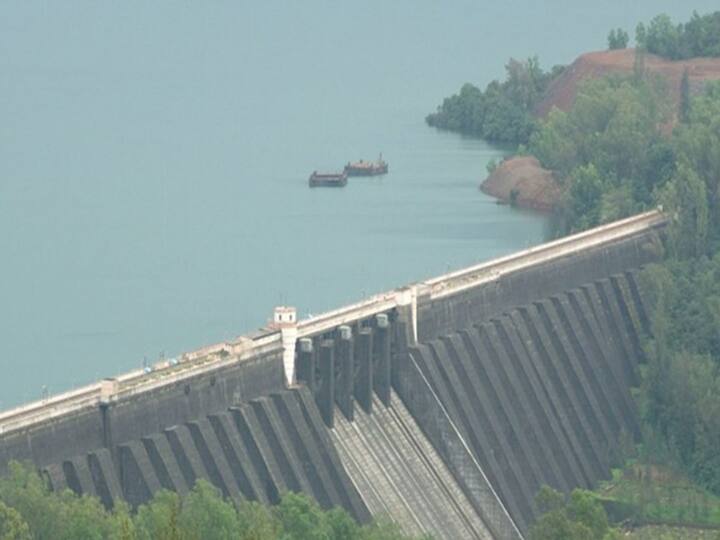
429,11,720,540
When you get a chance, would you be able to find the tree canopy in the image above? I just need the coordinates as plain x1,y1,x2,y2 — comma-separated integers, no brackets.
526,74,672,234
0,462,421,540
425,57,564,144
607,29,629,50
635,11,720,60
529,487,617,540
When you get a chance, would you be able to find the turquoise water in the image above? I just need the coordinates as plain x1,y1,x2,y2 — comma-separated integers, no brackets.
1,1,716,408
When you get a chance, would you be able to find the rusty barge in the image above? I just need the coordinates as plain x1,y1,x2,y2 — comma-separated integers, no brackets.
344,154,388,176
308,170,348,187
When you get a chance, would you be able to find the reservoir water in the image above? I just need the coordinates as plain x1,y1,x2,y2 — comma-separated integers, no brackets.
1,1,715,408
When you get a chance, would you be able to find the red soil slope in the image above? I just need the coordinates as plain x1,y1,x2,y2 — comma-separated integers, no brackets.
482,49,720,212
481,156,561,211
536,48,720,119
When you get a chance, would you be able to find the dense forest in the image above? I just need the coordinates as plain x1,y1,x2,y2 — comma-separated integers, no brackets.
425,58,564,144
524,73,674,234
0,461,419,540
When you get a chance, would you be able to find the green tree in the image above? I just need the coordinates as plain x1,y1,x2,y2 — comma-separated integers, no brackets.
426,56,561,144
530,510,593,540
600,183,637,223
530,487,614,540
236,500,278,540
0,461,65,540
607,29,629,50
565,164,605,232
0,462,427,540
634,11,720,59
360,518,416,540
56,492,115,540
660,161,709,258
528,108,578,177
529,73,670,234
535,485,566,514
635,22,647,49
680,11,720,58
275,491,330,540
639,255,720,494
0,461,135,540
645,14,681,59
134,490,181,540
680,68,690,122
325,507,361,540
108,502,136,540
177,481,239,540
0,501,31,540
674,82,720,250
566,491,609,539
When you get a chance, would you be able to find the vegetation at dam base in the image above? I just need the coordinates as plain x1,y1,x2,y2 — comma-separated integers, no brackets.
0,461,421,540
528,464,720,540
528,486,617,540
599,465,720,529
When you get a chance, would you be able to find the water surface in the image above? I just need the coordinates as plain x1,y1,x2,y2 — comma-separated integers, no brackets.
1,1,715,407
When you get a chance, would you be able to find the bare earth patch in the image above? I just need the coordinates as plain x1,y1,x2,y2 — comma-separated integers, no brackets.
480,156,561,211
536,48,720,120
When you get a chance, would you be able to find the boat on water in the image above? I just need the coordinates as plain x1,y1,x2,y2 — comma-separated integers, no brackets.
344,154,388,176
308,170,348,187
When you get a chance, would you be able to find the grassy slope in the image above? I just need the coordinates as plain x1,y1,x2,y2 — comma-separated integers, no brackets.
627,525,719,539
595,464,720,538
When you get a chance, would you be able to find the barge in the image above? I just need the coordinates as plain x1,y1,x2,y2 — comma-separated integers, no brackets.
345,154,388,176
308,170,348,187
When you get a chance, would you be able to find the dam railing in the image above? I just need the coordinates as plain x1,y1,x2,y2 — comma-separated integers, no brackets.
0,209,667,436
426,209,666,299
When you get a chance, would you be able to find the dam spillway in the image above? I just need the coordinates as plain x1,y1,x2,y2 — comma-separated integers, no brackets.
332,391,494,539
0,210,667,539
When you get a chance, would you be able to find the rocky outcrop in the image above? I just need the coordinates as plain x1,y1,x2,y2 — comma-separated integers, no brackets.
480,156,561,212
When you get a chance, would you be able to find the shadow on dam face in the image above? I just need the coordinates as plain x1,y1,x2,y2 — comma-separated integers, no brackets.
0,212,666,539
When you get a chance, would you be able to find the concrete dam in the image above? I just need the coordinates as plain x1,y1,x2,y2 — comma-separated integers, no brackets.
0,210,668,539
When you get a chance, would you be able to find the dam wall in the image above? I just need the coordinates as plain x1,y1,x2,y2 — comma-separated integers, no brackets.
0,210,668,539
0,331,285,471
34,318,517,540
391,327,521,540
408,269,651,532
416,211,663,341
42,385,370,523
